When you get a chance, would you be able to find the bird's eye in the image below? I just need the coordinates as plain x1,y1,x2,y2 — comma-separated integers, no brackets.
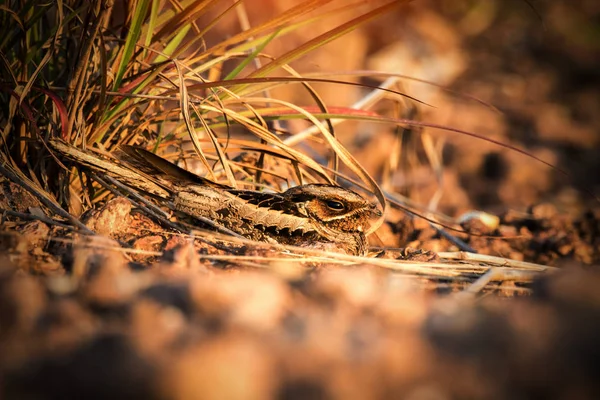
325,199,345,211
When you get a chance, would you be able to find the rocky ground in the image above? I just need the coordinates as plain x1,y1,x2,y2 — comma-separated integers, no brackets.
1,195,599,399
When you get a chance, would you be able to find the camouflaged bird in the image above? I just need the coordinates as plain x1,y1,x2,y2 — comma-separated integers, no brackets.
49,139,382,255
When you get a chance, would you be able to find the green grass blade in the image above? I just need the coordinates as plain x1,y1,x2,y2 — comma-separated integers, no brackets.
113,0,150,90
141,0,161,60
224,29,281,81
154,23,192,63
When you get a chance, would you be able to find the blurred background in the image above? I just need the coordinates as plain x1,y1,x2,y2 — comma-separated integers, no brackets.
203,0,600,216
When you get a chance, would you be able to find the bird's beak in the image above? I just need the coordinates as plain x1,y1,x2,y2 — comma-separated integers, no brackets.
369,202,383,218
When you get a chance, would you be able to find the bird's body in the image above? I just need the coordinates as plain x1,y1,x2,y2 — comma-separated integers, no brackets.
49,139,381,255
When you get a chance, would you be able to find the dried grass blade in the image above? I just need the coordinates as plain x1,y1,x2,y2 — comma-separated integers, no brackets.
0,156,94,234
175,62,215,180
247,1,408,78
153,0,215,42
198,0,334,60
199,102,334,183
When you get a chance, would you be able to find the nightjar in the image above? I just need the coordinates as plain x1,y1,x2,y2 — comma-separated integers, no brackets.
49,139,382,255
